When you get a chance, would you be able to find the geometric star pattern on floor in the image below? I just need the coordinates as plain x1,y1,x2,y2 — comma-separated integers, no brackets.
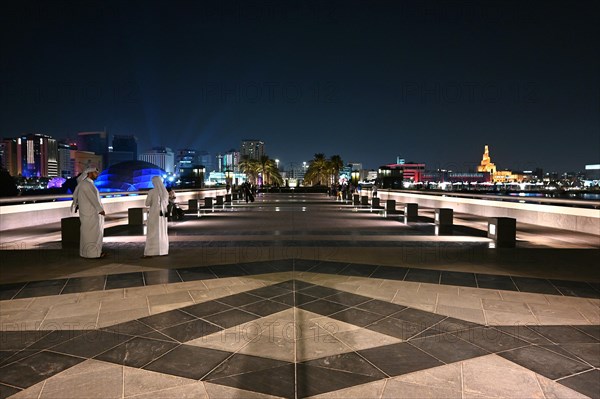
1,278,598,398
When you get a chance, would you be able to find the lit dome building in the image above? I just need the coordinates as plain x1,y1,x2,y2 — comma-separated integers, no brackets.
95,160,166,192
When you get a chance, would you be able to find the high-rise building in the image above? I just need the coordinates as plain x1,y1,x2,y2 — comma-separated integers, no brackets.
112,135,138,159
0,139,18,175
175,149,199,170
8,134,59,178
139,147,175,173
57,142,75,178
241,139,265,160
222,149,240,172
197,151,215,172
77,131,108,165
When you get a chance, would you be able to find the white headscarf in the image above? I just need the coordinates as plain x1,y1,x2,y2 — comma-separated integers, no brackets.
71,167,100,212
152,176,169,213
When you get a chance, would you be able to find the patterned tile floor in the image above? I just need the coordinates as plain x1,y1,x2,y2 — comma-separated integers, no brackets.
1,193,599,398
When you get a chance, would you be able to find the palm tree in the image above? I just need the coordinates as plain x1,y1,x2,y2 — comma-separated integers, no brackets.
304,153,328,185
239,156,260,184
258,155,283,186
329,155,344,185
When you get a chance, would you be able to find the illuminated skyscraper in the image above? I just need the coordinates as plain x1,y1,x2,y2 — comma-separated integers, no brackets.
241,139,265,160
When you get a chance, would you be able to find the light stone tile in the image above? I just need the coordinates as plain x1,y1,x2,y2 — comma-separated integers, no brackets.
324,282,361,293
97,307,150,328
101,296,148,313
45,301,101,319
535,315,591,325
578,305,600,324
37,359,123,399
462,354,545,399
528,302,590,321
481,298,533,315
7,381,45,398
204,382,283,399
147,291,194,313
123,366,197,398
57,359,116,377
333,328,402,351
125,284,168,298
355,285,397,302
202,277,244,289
498,291,549,305
380,280,421,292
383,379,461,399
392,290,437,308
437,293,483,310
535,373,590,399
0,298,35,313
1,319,45,331
28,294,80,310
435,304,486,325
78,289,125,301
0,308,48,328
236,279,268,289
418,283,459,296
484,309,539,325
227,284,257,295
295,334,351,362
188,287,234,302
544,295,598,307
39,313,99,330
459,287,502,300
164,281,207,292
237,334,295,362
392,362,462,392
126,382,209,399
307,380,386,398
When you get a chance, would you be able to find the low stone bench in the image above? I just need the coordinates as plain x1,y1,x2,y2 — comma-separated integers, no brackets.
361,196,369,206
435,208,453,235
128,207,146,225
403,203,419,223
215,196,224,206
488,217,516,248
188,199,199,213
61,217,81,249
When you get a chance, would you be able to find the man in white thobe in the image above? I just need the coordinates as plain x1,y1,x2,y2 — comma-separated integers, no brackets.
72,167,106,258
143,176,169,257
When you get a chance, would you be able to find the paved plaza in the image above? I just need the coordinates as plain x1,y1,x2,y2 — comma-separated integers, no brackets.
0,193,599,398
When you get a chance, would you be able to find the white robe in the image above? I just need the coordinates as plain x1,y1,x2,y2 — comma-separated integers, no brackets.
144,188,169,256
77,178,105,258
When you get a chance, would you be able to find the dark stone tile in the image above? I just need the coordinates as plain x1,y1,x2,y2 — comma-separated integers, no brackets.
141,330,178,342
139,309,197,330
208,265,247,278
298,285,340,298
241,300,290,317
311,261,350,275
181,301,232,319
296,299,347,317
0,351,84,389
0,383,20,399
404,268,440,284
528,326,599,344
293,259,321,271
573,325,600,341
238,261,280,275
144,345,232,380
358,342,444,377
409,333,489,363
339,263,379,277
26,330,86,350
494,325,555,345
296,363,381,398
455,327,530,353
202,309,259,329
475,274,518,291
270,293,295,306
177,267,217,281
0,350,39,368
247,285,291,299
95,337,179,367
356,299,407,316
325,292,372,307
498,345,592,380
50,330,132,358
370,266,409,280
270,280,296,290
440,271,477,288
327,308,386,327
558,343,600,367
428,317,480,334
13,279,68,298
208,363,295,398
295,292,320,306
302,352,387,378
559,369,600,399
61,276,106,294
511,276,561,295
143,270,182,285
0,282,25,300
216,292,263,307
367,318,429,340
0,331,52,351
105,273,144,290
390,308,446,328
204,353,290,380
160,319,222,343
101,320,156,336
551,280,600,298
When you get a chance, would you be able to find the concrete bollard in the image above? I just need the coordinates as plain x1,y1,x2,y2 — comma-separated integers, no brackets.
404,203,419,222
216,196,224,206
435,208,453,235
488,217,517,248
353,194,360,206
232,192,238,201
61,217,81,249
372,198,380,208
361,196,369,206
128,207,146,225
204,197,213,208
188,199,199,213
225,194,232,203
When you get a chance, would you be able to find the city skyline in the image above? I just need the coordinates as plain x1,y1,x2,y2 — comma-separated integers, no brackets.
1,1,598,172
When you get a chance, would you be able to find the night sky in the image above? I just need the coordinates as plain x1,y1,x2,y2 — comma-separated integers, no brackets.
1,0,598,172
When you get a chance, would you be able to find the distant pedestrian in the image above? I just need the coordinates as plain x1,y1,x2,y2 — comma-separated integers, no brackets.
372,185,378,198
71,167,106,259
144,176,169,257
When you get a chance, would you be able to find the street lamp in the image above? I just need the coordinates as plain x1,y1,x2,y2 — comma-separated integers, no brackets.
275,159,279,170
225,169,233,189
351,170,360,186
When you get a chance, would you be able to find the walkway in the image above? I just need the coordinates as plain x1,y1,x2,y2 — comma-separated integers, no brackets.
0,193,598,398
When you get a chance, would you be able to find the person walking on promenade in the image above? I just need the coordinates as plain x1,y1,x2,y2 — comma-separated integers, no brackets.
144,176,169,257
71,167,106,259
